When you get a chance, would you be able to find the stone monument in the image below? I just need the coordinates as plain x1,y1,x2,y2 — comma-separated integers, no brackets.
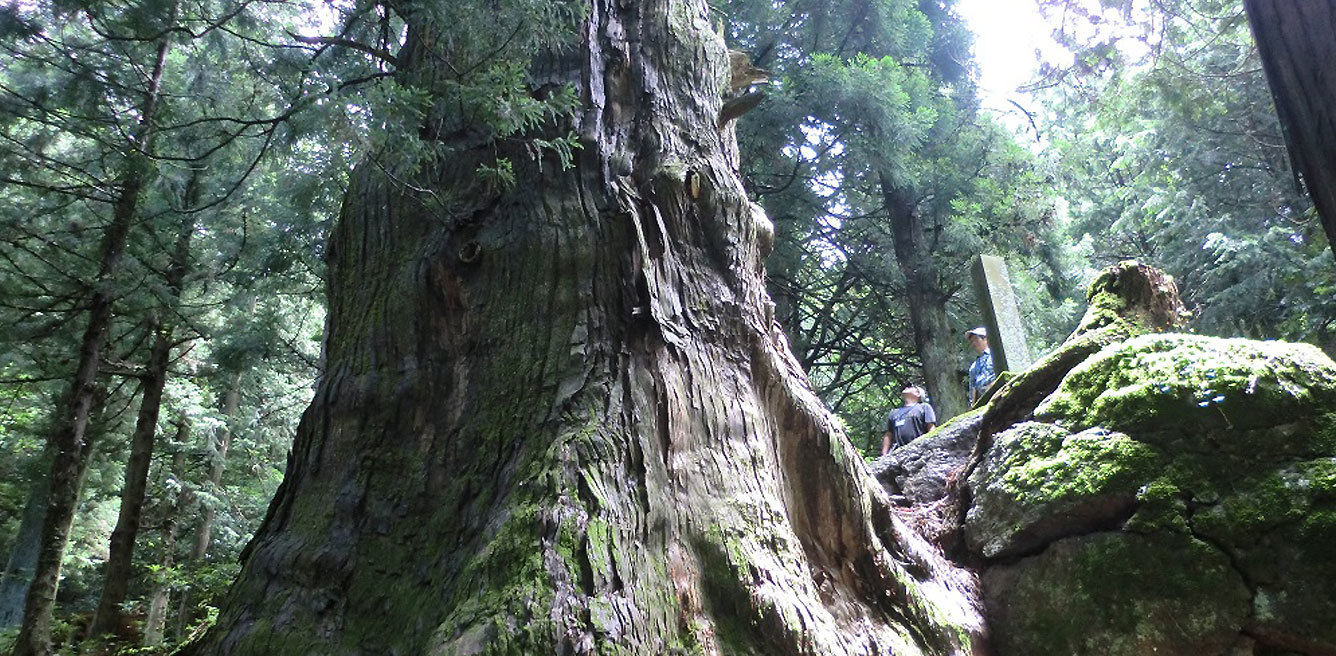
971,254,1031,373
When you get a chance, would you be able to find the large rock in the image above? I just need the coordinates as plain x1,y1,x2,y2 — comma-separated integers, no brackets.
965,422,1154,560
868,409,982,506
964,333,1336,656
982,531,1254,655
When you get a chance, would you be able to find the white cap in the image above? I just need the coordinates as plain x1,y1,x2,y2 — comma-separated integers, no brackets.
966,327,987,338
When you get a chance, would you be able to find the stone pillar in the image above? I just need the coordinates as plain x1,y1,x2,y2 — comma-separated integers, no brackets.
971,254,1032,373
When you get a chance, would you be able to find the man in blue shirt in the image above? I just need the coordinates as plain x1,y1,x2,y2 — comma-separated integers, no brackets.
967,327,996,405
882,386,937,455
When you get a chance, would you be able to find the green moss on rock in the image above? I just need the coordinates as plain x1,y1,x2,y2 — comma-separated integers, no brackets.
970,332,1336,655
975,261,1188,445
1192,454,1336,648
1035,334,1336,433
997,427,1160,503
966,423,1163,558
1122,475,1190,534
983,531,1251,656
1070,260,1188,337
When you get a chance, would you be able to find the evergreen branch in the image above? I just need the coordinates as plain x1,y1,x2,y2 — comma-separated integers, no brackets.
0,375,73,385
287,32,400,67
0,176,113,203
82,0,261,44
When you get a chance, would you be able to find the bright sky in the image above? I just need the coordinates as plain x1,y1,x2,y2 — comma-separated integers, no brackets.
955,0,1070,131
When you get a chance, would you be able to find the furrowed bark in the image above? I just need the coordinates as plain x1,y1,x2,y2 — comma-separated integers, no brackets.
187,1,985,654
10,31,174,656
88,196,196,640
880,173,968,420
1241,0,1336,256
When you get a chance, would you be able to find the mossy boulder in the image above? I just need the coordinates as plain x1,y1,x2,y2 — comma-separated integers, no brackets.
965,333,1336,656
1036,334,1336,435
965,423,1159,559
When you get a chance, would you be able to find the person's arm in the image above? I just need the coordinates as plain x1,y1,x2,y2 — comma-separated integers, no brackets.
881,431,892,456
966,361,978,405
925,423,936,432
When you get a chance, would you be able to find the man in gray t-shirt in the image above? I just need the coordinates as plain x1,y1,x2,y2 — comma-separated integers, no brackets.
882,386,937,455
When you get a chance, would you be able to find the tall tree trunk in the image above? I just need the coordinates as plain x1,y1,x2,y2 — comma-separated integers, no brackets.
173,368,240,640
0,444,55,629
191,375,238,562
2,396,108,634
10,34,173,656
186,2,984,654
879,173,967,420
143,420,190,647
88,199,196,640
1242,0,1336,256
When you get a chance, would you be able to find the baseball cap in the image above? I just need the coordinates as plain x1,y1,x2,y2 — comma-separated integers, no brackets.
901,386,923,398
966,327,987,338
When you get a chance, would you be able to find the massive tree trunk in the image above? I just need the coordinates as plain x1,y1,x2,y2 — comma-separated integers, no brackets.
187,1,984,654
879,173,968,420
10,34,173,656
1242,0,1336,255
88,206,195,640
